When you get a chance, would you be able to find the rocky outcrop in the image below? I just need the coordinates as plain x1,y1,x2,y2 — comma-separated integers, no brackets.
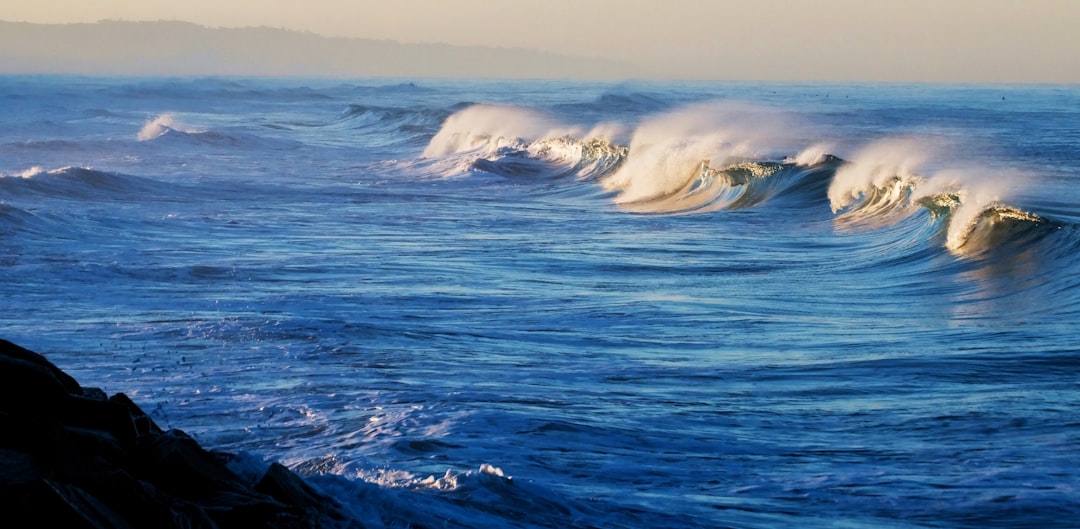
0,338,362,529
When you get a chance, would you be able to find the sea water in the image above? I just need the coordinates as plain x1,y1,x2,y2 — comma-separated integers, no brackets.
1,76,1078,528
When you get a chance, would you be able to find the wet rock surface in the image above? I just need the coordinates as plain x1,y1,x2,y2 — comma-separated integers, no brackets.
0,339,363,529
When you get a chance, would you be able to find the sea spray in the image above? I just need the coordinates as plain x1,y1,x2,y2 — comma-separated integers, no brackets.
600,101,811,204
789,143,834,167
827,137,935,215
422,104,581,158
137,113,177,141
137,112,205,141
4,166,48,179
910,168,1033,254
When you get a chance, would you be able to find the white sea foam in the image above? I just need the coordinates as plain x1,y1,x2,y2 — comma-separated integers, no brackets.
138,113,174,141
827,137,935,213
422,104,581,158
912,168,1025,252
7,166,47,179
789,143,833,166
1,166,85,179
828,136,1035,253
137,113,204,141
601,101,806,203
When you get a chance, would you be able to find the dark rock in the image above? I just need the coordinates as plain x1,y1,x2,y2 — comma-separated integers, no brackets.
0,339,82,414
109,392,164,437
64,394,140,449
0,339,82,395
82,387,109,401
134,428,252,499
0,339,365,529
0,447,45,485
78,467,216,529
258,462,355,525
1,479,136,529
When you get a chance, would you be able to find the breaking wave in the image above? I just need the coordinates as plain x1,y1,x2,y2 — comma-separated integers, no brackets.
419,103,624,181
138,113,188,141
421,102,1075,260
828,137,1067,257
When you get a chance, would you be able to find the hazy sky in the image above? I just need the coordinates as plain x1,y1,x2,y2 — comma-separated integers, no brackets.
6,0,1079,82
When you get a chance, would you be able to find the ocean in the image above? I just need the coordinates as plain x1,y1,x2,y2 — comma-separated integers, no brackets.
1,75,1078,528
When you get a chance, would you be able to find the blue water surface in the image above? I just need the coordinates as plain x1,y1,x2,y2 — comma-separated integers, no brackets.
1,76,1078,528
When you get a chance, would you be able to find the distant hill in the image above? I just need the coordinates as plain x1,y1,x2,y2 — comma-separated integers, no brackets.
0,20,639,79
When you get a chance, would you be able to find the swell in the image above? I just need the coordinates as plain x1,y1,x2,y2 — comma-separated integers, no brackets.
0,168,159,240
108,79,340,102
327,104,452,147
137,113,299,149
0,201,40,238
338,104,449,130
0,166,168,201
553,90,673,121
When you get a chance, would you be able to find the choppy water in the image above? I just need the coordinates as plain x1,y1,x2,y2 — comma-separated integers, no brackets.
2,76,1079,528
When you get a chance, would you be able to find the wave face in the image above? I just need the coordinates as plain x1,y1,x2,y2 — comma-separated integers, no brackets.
0,166,166,200
3,77,1080,529
419,99,1067,260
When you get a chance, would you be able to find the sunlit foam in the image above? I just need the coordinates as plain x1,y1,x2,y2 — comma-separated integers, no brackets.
2,166,82,179
789,143,833,166
13,166,47,179
600,101,806,204
911,168,1027,253
422,104,581,158
137,113,199,141
828,137,935,213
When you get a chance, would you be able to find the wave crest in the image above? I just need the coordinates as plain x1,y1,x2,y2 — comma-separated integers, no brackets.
420,104,625,181
422,104,582,158
600,101,812,205
0,166,163,200
949,204,1054,257
420,100,1070,260
828,137,933,216
826,137,1059,256
138,113,184,141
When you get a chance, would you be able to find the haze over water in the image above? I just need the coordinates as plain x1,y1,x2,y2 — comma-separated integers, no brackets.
4,0,1080,82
